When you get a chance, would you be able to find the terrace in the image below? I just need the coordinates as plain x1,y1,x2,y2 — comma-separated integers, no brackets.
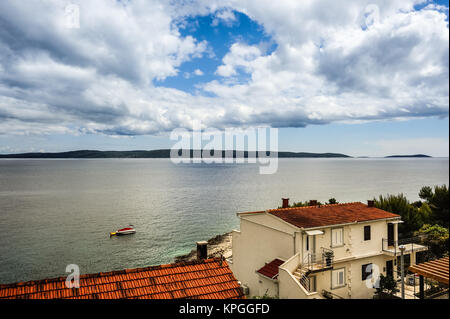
381,236,428,257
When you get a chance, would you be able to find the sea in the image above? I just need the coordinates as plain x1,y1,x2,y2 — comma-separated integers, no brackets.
0,157,448,284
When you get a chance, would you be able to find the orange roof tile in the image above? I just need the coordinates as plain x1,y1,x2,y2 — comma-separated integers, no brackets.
266,202,400,228
256,259,285,279
0,258,244,300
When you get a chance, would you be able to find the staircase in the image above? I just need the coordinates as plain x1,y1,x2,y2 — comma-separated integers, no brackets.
292,249,335,292
293,264,312,292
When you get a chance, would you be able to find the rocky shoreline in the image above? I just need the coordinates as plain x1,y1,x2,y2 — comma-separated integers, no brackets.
174,232,232,263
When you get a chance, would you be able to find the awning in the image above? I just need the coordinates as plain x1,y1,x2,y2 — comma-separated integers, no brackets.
256,259,285,280
305,230,324,236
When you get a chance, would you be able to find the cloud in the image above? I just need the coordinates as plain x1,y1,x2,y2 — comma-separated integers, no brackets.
216,43,262,77
0,0,448,137
194,69,204,76
201,0,449,125
211,8,237,27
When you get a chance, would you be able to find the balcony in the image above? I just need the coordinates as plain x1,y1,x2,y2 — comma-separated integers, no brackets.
301,247,335,273
382,237,428,257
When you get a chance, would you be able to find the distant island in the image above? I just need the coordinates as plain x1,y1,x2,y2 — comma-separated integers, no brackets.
0,150,435,159
385,154,432,158
0,149,352,159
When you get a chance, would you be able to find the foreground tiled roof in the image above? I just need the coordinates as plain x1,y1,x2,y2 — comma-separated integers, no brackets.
0,258,244,299
267,202,399,229
256,259,285,279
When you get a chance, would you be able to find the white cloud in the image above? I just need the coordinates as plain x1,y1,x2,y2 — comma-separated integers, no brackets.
202,0,449,125
211,8,237,27
216,43,262,77
0,0,448,138
193,69,204,76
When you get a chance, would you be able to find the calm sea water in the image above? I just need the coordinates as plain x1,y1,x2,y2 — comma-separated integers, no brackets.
0,158,448,284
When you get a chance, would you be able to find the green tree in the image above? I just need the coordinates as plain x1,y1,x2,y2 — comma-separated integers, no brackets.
374,194,425,237
419,185,449,227
328,198,338,204
374,274,399,299
416,224,449,258
419,186,434,201
280,200,324,208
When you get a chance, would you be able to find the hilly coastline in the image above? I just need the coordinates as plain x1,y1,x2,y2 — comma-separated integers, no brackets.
0,149,352,158
385,154,432,158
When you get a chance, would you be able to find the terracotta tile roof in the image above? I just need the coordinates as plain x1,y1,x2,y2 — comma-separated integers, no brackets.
0,258,244,299
256,259,285,279
267,202,400,229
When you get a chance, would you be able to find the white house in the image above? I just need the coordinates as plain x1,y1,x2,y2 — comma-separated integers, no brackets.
228,200,428,299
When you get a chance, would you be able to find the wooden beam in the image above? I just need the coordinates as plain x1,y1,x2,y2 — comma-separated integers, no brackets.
408,257,449,285
408,268,449,285
411,264,448,277
423,261,449,271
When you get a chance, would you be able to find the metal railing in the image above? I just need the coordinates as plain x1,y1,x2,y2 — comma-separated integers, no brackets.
299,274,311,292
297,248,334,292
381,236,427,255
302,248,334,271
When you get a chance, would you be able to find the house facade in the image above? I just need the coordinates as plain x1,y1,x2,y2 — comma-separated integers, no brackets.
228,200,427,299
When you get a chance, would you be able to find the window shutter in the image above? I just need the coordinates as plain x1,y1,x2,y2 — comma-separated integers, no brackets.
362,263,373,281
364,226,371,241
332,269,345,288
332,228,343,246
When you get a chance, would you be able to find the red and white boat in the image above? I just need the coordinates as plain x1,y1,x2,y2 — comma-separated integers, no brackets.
110,225,135,236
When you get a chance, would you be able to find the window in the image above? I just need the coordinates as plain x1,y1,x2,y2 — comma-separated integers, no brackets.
331,228,343,247
362,263,373,281
364,225,371,241
331,268,345,289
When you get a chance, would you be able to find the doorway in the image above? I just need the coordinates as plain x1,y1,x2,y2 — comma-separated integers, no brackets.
387,223,395,246
306,235,316,263
386,260,394,278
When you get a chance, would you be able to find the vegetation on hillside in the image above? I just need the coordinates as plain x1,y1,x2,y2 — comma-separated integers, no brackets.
280,198,338,208
374,185,449,258
415,224,449,259
0,149,351,158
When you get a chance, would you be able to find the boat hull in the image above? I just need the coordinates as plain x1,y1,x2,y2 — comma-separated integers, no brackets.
110,226,136,237
116,230,136,235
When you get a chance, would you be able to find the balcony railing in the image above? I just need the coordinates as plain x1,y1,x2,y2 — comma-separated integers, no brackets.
302,247,334,272
382,236,428,256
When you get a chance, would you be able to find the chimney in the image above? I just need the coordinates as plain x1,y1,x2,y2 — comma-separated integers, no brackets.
309,200,318,206
367,200,375,207
196,241,208,260
282,198,289,208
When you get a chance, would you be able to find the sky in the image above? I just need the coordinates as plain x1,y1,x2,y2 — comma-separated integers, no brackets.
0,0,448,157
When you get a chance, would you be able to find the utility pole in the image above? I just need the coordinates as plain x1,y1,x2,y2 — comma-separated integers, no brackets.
399,245,406,299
